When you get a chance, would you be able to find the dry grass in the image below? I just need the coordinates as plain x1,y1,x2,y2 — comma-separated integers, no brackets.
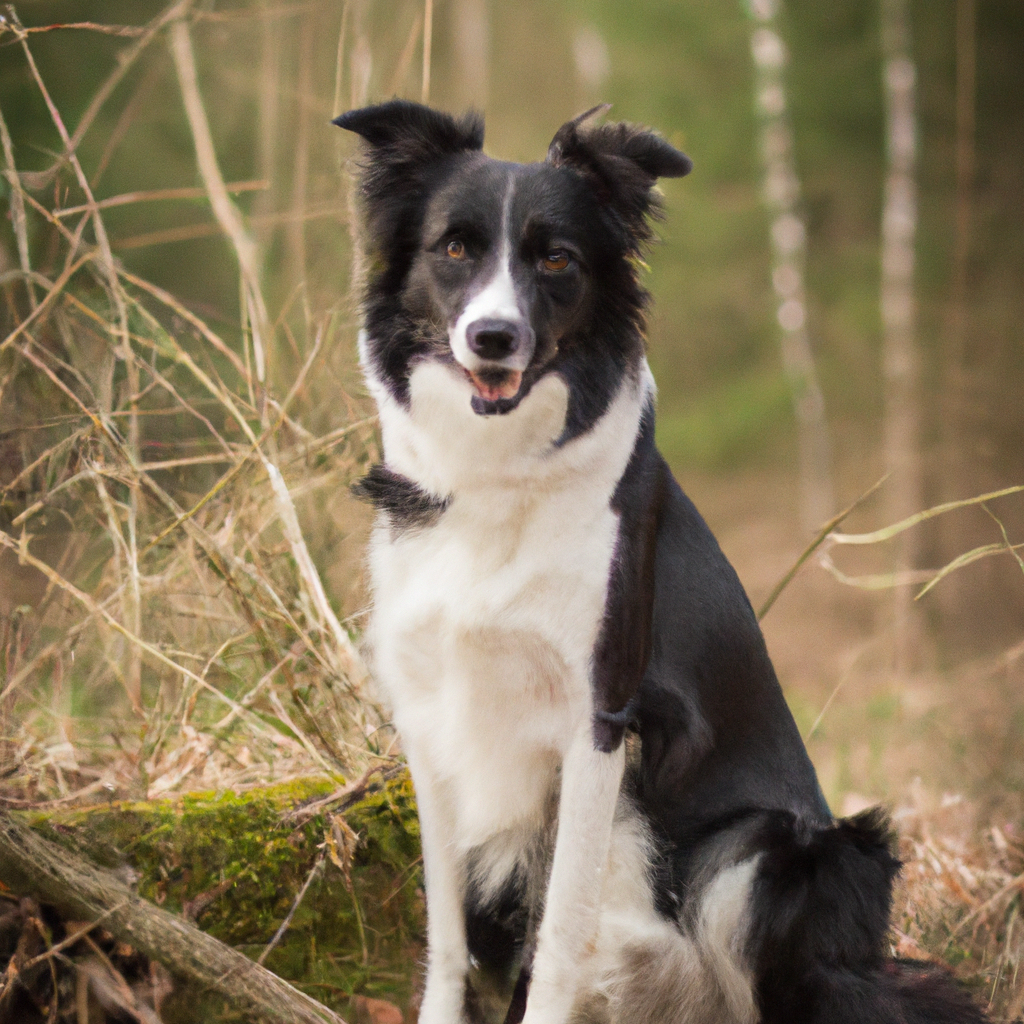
0,3,387,806
894,795,1024,1019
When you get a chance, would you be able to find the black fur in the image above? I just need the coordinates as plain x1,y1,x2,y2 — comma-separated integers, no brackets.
338,99,688,439
748,811,982,1024
464,867,529,979
335,102,485,405
591,401,666,751
352,463,448,529
547,105,692,247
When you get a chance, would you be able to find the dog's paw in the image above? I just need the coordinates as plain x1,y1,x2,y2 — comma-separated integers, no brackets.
417,972,469,1024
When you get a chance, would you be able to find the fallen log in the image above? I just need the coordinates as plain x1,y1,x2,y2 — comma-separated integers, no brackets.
0,807,347,1024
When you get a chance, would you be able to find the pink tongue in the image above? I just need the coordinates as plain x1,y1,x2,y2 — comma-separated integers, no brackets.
469,370,523,402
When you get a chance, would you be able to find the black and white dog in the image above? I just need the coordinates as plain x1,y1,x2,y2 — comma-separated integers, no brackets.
336,100,985,1024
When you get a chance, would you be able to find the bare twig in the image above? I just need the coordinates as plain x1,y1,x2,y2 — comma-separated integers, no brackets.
256,853,325,965
0,103,35,308
169,17,270,383
826,484,1024,548
19,0,196,187
22,903,128,971
55,180,269,218
757,474,888,620
282,763,405,827
421,0,434,103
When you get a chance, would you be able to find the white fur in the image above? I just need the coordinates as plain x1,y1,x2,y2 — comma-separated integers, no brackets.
449,182,533,374
523,729,627,1024
361,350,761,1023
577,805,758,1024
697,858,760,1023
363,347,652,1022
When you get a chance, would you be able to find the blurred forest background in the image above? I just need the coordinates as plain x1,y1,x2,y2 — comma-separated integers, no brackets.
1,0,1023,1018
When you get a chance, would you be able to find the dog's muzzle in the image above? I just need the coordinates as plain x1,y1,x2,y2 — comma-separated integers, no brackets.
458,316,536,412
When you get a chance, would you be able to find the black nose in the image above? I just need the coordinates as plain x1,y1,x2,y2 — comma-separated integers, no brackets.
466,318,529,361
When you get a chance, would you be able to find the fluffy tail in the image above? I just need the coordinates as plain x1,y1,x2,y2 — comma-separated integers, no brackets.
748,808,988,1024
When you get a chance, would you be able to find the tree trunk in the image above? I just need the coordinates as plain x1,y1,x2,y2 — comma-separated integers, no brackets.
880,0,923,671
746,0,835,534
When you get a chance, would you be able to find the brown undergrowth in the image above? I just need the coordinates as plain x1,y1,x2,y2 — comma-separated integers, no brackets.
0,4,385,810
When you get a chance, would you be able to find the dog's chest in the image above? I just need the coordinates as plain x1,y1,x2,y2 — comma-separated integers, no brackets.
363,361,648,846
368,483,619,845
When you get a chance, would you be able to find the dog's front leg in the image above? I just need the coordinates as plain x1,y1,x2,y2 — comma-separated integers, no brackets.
405,744,471,1024
521,722,626,1024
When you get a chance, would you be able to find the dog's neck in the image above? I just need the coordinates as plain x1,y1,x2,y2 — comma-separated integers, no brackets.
363,344,653,504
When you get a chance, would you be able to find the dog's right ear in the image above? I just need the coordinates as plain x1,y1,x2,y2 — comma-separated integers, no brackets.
547,106,691,249
334,100,484,159
335,101,484,263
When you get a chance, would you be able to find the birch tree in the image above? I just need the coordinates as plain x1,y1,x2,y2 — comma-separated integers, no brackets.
880,0,923,669
746,0,834,533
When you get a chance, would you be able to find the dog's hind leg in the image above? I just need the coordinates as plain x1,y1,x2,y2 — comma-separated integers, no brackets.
520,723,626,1024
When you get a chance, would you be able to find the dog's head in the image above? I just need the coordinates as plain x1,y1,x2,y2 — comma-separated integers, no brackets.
336,101,690,438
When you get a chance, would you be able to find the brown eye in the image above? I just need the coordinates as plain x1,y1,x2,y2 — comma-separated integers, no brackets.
447,239,466,259
543,251,570,272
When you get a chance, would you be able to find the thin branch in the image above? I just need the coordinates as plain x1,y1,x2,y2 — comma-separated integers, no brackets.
22,903,129,971
55,180,269,218
169,17,269,382
0,253,95,354
3,21,146,37
25,0,196,184
757,474,888,620
0,529,262,726
828,485,1024,546
0,102,35,307
421,0,434,103
257,853,324,966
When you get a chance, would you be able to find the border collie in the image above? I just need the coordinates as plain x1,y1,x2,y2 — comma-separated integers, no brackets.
335,100,986,1024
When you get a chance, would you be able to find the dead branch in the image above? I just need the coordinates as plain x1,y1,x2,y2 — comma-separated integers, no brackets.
0,808,347,1024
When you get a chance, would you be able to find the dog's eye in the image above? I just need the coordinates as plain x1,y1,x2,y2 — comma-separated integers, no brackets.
446,239,467,260
542,250,570,272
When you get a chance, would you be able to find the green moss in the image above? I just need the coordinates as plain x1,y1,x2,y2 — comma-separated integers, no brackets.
30,773,424,1020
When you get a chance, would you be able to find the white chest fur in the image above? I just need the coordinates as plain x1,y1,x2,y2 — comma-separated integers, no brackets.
363,357,650,852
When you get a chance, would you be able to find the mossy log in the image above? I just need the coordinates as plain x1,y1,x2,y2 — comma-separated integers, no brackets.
0,770,425,1023
0,805,348,1024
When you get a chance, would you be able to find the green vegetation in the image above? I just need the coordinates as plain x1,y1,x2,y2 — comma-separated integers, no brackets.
26,774,424,1018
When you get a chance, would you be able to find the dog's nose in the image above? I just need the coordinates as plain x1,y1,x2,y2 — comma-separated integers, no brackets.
465,318,529,361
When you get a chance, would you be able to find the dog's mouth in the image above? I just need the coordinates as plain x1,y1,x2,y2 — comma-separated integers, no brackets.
461,365,526,416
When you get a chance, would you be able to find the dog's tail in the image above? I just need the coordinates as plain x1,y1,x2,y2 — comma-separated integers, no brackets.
747,808,988,1024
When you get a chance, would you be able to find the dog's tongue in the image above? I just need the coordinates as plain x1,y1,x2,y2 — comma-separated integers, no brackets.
468,369,523,402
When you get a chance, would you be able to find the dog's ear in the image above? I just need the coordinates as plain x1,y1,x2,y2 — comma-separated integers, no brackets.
335,101,484,265
546,106,691,242
334,100,484,163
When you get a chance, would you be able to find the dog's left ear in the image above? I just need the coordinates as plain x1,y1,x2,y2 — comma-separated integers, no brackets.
547,106,692,240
